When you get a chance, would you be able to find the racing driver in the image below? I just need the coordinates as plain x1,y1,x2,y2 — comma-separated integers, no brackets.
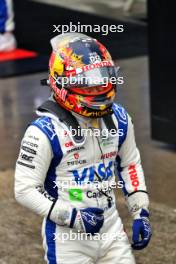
14,33,152,264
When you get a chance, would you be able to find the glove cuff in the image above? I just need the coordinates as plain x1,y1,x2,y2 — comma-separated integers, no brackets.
140,208,149,218
70,208,77,228
126,191,149,219
48,199,72,226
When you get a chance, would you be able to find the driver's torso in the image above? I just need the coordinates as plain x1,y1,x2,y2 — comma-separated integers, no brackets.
38,113,123,212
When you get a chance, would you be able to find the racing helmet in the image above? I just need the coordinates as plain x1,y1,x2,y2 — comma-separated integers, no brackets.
49,33,118,118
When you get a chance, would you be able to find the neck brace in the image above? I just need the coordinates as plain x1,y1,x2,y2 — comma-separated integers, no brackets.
37,99,117,145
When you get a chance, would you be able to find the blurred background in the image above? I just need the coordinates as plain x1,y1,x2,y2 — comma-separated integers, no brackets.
0,0,176,263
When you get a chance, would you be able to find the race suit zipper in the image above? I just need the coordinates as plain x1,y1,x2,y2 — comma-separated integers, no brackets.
90,127,112,208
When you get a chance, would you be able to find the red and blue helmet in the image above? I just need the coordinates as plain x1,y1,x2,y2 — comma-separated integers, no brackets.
49,33,118,118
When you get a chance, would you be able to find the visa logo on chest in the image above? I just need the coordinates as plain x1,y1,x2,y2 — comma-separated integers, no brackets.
71,161,113,183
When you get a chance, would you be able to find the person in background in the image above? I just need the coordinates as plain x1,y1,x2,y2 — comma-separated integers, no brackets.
0,0,17,51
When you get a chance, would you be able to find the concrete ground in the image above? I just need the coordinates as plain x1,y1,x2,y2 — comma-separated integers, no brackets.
0,56,176,263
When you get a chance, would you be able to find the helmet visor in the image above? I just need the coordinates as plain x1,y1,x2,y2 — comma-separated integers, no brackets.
70,83,114,95
55,66,118,95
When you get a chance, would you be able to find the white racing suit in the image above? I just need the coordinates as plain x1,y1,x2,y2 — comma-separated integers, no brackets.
14,102,149,264
0,0,14,33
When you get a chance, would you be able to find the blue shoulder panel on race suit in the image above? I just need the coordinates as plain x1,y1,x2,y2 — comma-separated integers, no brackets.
0,0,8,33
31,116,63,199
112,103,128,149
112,103,129,196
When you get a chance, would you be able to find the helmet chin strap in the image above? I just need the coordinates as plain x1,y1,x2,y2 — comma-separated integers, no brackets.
50,93,100,129
71,111,100,129
90,119,100,128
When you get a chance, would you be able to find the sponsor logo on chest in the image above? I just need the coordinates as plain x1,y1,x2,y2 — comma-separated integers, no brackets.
70,161,113,183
